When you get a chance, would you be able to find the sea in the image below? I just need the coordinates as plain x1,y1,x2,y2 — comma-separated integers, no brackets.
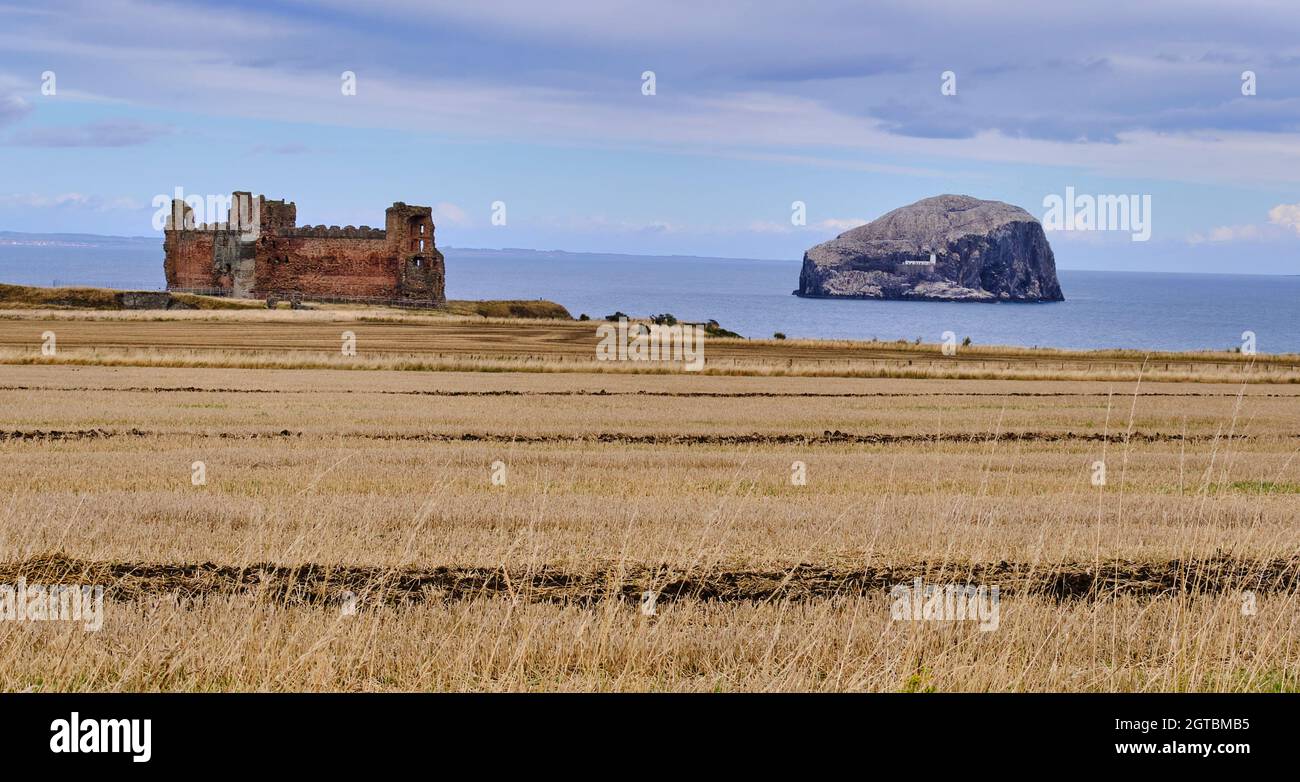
1,237,1296,354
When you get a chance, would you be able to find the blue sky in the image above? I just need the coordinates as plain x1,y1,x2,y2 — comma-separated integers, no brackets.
1,0,1299,272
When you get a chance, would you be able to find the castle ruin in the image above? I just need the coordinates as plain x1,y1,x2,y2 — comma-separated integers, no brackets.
163,192,445,306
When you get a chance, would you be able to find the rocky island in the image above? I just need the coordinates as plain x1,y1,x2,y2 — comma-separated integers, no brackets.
795,195,1064,302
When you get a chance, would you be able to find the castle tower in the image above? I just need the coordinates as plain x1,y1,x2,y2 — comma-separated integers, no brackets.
386,202,445,305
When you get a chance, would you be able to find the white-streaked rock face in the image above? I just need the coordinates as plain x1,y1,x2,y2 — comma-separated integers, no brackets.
796,195,1064,302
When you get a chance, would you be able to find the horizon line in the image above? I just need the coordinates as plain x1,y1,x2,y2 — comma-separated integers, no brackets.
0,229,1295,277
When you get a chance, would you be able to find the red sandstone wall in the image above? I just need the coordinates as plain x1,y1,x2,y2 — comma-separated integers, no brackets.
164,197,443,303
163,232,218,289
254,237,400,298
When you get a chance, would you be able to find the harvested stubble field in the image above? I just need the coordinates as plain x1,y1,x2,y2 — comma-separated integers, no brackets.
0,310,1298,691
2,308,1299,381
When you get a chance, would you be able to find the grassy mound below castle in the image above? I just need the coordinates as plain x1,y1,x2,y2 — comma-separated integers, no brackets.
0,283,571,319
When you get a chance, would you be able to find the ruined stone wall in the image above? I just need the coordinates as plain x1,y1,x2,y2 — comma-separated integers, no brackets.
254,235,399,299
163,194,447,305
384,203,445,304
397,248,445,303
260,198,297,231
163,230,217,289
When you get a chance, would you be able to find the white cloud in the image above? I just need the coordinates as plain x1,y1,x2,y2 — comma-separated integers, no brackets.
746,220,795,234
539,214,684,234
0,89,29,126
1188,224,1264,244
748,217,865,234
432,201,469,226
817,218,867,232
1188,202,1300,243
7,119,171,147
5,3,1300,188
0,192,142,210
1267,202,1300,235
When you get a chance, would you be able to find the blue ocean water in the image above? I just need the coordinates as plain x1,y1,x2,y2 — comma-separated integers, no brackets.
2,240,1296,353
445,251,1300,353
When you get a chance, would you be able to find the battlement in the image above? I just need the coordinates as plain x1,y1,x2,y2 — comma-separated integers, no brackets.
279,225,387,240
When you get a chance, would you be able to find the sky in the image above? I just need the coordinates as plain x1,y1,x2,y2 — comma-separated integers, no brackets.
1,0,1299,273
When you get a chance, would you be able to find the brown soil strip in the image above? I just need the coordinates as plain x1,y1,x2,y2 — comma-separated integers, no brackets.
0,428,1239,445
2,384,1297,399
1,554,1294,607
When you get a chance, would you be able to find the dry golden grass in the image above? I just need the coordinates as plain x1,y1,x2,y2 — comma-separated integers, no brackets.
1,357,1298,691
0,310,1296,382
5,594,1296,692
